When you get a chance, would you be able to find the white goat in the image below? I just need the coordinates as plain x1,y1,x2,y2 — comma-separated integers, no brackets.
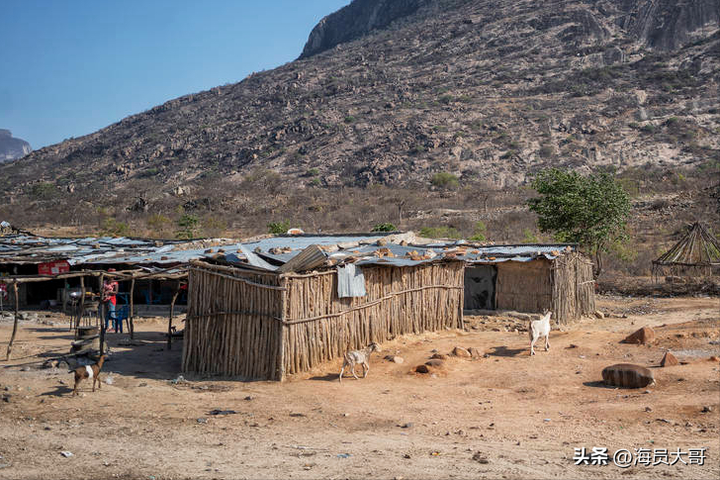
339,342,380,383
529,311,552,356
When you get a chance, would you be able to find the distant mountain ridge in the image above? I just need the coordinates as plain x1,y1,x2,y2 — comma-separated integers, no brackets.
0,129,32,163
0,0,718,209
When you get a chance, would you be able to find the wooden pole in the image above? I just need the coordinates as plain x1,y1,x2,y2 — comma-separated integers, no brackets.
76,275,86,336
277,276,287,381
129,278,135,340
5,283,19,360
167,287,180,350
98,273,106,357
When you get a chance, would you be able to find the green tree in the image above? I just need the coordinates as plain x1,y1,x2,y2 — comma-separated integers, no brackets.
371,223,397,232
469,221,487,241
176,214,200,240
431,172,459,189
527,168,630,277
267,221,291,235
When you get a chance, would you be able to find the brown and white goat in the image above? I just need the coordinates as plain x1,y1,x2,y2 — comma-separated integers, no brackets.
72,355,106,396
339,342,380,383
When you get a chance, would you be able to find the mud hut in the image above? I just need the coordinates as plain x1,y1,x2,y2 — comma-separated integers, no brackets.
183,243,465,381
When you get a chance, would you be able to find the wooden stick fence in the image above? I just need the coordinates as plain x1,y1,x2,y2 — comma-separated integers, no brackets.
183,261,465,380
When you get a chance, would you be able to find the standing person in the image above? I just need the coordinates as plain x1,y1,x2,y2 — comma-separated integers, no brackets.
102,269,119,333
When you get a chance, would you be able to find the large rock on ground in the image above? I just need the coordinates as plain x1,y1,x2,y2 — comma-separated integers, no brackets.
622,327,656,345
452,346,471,357
602,363,655,388
468,347,482,358
660,352,679,367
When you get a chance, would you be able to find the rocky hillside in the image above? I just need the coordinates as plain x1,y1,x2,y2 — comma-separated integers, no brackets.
0,129,31,163
0,0,718,220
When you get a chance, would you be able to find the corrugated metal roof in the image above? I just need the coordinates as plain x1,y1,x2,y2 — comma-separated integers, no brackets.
1,232,576,272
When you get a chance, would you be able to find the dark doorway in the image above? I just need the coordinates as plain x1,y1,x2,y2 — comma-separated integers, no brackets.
464,265,497,310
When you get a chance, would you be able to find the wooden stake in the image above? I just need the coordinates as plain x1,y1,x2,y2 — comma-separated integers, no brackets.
167,287,180,350
98,273,106,356
5,283,19,360
77,275,86,335
129,278,135,340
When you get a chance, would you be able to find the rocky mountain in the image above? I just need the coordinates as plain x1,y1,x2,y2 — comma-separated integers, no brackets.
0,129,32,163
0,0,718,217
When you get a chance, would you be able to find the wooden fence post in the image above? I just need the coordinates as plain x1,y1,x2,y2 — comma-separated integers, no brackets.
129,278,135,339
5,283,19,360
167,286,180,350
98,273,106,356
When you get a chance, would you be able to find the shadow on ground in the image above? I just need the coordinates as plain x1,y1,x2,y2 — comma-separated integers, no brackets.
310,373,341,382
487,346,526,357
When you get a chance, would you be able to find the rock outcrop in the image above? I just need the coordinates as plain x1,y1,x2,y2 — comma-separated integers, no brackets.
300,0,429,58
0,130,32,163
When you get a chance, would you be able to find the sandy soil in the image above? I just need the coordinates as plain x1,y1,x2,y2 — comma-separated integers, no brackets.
0,295,718,480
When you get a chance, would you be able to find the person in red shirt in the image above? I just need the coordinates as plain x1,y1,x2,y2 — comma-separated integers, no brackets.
102,269,120,333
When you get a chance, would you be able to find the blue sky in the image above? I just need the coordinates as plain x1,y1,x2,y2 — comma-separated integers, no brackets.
0,0,349,149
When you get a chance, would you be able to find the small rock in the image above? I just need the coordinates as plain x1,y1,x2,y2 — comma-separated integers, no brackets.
244,395,254,401
543,418,551,422
425,359,444,368
701,406,713,413
430,353,447,360
384,355,404,364
660,352,679,367
645,407,652,412
197,418,207,424
566,344,578,349
415,364,430,374
468,347,482,358
472,452,489,464
400,422,414,429
452,346,471,358
594,311,605,319
60,451,73,458
709,356,720,362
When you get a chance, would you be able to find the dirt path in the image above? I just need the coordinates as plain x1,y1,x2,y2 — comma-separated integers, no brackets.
0,296,718,479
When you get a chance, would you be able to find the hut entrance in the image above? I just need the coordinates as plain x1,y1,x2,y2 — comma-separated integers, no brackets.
464,265,497,310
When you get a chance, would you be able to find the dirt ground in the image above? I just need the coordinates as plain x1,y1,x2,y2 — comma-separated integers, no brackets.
0,295,718,480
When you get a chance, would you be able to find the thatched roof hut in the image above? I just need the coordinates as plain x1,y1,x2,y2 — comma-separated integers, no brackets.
652,222,720,279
